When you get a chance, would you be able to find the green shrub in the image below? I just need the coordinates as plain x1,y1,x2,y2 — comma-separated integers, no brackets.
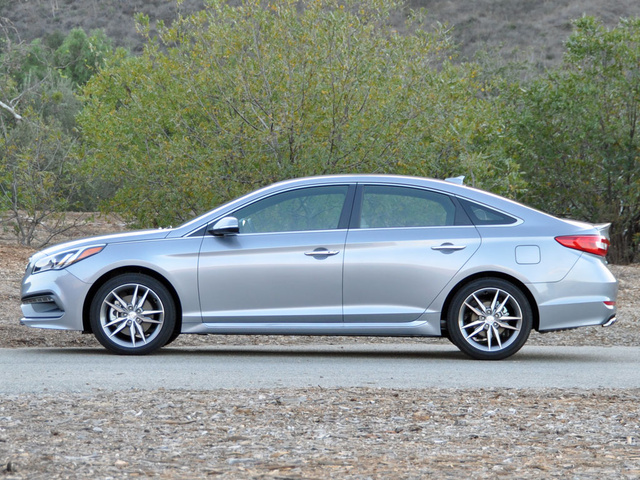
79,0,522,227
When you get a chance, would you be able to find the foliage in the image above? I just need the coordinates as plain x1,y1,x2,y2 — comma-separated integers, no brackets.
55,28,113,87
0,27,113,245
4,1,640,266
1,28,112,88
0,113,81,246
79,0,522,227
508,16,640,263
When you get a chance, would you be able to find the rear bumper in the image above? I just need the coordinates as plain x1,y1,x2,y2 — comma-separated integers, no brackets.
533,255,617,332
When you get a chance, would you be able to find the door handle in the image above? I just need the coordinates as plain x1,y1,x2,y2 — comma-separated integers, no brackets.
305,248,340,257
431,243,467,252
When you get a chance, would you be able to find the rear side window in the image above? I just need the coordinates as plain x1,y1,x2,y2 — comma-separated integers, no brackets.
460,198,517,226
359,185,457,228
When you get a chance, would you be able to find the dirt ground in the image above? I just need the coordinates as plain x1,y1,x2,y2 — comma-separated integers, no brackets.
1,217,639,479
2,388,640,479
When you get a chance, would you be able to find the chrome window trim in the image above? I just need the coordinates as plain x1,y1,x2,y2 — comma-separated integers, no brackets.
472,219,524,227
207,228,350,238
353,224,479,232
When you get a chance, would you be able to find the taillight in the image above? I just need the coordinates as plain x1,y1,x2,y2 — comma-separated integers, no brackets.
555,235,610,257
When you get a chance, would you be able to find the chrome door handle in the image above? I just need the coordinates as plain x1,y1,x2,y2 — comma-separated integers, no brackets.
431,244,467,252
305,249,340,257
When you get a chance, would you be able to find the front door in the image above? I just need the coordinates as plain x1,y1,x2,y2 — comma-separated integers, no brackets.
198,185,352,323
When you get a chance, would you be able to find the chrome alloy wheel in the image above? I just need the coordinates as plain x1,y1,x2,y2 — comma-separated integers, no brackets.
98,282,166,349
458,287,523,352
90,273,177,355
447,277,532,360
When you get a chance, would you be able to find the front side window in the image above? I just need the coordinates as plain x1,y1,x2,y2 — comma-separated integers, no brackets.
233,185,349,234
359,185,456,228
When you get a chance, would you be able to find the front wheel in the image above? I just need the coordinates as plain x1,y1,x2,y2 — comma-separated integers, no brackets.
90,273,176,355
446,278,532,360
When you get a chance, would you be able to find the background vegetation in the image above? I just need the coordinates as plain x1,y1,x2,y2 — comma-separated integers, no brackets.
1,0,640,263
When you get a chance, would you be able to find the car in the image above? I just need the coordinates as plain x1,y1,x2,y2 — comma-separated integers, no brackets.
20,175,617,360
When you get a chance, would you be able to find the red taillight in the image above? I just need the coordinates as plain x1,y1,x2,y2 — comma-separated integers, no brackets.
555,235,610,257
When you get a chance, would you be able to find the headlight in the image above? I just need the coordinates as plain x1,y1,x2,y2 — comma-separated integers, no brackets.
32,245,105,274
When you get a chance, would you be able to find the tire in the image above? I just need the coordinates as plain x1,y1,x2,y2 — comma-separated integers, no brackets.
446,278,532,360
90,273,176,355
163,328,181,347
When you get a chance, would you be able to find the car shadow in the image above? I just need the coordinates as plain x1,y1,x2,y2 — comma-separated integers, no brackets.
39,344,607,363
44,345,462,360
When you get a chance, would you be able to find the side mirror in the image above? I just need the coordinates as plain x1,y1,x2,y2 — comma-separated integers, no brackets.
209,216,239,236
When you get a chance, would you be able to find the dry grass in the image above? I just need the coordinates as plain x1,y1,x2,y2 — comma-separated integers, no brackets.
3,0,640,65
2,0,205,53
3,388,640,478
415,0,640,66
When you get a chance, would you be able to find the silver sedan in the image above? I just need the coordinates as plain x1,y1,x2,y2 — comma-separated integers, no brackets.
20,175,617,360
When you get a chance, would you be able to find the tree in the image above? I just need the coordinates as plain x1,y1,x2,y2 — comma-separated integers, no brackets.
0,113,81,246
0,26,112,245
79,0,522,227
55,28,113,86
509,16,640,263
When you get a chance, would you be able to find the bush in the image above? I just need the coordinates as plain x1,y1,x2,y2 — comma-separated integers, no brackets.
508,16,640,263
79,0,522,227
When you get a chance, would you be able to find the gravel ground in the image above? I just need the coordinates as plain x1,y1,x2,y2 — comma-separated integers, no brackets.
1,220,639,478
2,388,640,479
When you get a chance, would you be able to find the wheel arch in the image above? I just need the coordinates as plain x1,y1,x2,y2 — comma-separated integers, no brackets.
82,266,183,336
440,271,539,334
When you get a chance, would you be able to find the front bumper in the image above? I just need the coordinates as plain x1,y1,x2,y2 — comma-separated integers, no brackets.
20,268,90,331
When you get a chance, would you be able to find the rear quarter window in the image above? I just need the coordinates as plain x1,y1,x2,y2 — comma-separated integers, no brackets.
459,198,518,226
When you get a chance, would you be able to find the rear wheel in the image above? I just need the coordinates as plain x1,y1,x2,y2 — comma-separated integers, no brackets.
447,278,532,360
90,273,176,355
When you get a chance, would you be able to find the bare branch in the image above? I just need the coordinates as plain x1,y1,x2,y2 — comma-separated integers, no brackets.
0,99,23,122
0,16,20,44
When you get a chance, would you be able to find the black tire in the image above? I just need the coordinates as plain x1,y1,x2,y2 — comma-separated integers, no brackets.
90,273,176,355
163,328,181,347
447,278,532,360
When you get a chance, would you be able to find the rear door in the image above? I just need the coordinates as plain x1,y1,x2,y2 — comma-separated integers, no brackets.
343,184,481,323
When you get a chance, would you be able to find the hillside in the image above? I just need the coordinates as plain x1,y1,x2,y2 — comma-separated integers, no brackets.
1,0,205,53
2,0,640,64
420,0,640,66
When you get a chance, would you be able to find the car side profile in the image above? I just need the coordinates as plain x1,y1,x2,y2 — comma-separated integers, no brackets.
20,175,617,360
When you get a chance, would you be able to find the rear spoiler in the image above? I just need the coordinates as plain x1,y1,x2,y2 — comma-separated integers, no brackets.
445,176,465,185
595,223,611,240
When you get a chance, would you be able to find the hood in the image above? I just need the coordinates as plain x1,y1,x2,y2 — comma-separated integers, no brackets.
30,229,172,262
